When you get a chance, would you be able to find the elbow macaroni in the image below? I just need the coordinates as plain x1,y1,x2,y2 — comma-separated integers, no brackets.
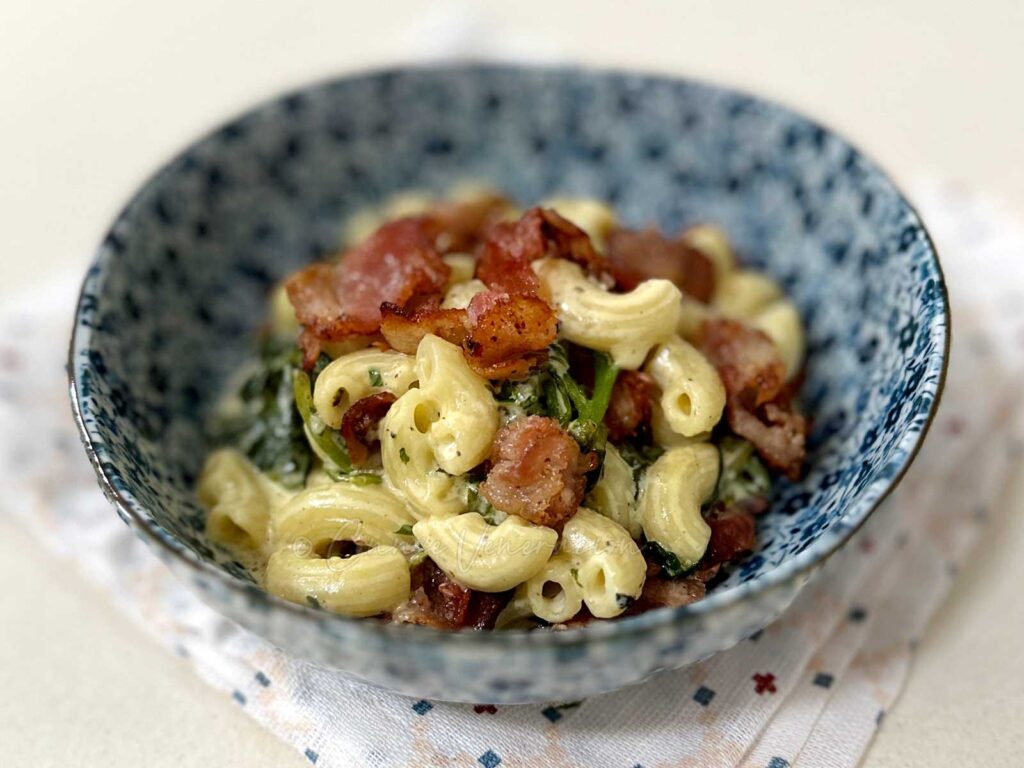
523,553,584,623
645,336,726,438
199,449,271,552
532,257,682,369
313,349,417,429
382,335,500,517
442,253,476,286
559,508,646,618
413,513,558,592
266,546,410,617
751,298,805,381
713,269,783,320
638,444,720,569
585,444,641,538
441,278,487,310
271,483,416,554
681,224,737,281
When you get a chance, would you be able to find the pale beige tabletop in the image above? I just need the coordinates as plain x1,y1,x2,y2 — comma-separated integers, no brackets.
1,1,1022,765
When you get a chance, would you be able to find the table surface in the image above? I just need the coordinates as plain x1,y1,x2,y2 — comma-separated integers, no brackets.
2,1,1023,765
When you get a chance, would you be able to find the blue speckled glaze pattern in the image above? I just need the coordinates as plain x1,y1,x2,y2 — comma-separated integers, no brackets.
68,64,948,704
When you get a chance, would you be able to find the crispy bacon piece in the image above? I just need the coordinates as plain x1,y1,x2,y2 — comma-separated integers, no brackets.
476,207,607,294
605,227,715,301
379,302,469,354
630,555,722,612
426,194,512,254
701,503,758,569
464,291,557,379
339,392,396,466
635,574,707,610
480,416,598,528
400,559,511,630
697,318,807,479
604,370,656,442
286,218,449,366
379,291,556,380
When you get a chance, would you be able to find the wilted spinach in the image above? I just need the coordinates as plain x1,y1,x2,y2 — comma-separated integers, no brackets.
211,337,312,489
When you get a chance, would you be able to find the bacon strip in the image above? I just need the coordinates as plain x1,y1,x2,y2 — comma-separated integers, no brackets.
476,207,607,294
379,291,556,380
464,291,557,379
697,318,807,479
604,370,655,442
480,416,598,528
339,392,396,466
400,559,511,630
700,503,758,569
286,217,450,366
605,227,715,300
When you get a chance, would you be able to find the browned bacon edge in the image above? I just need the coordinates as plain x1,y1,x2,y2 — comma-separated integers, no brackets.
605,226,716,301
399,559,511,630
339,392,397,466
476,207,608,294
604,370,656,443
697,318,807,479
379,291,557,380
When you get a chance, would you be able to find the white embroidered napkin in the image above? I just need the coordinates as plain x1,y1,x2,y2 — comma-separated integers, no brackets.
1,182,1021,768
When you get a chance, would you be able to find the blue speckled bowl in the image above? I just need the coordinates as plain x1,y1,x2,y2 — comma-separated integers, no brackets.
68,64,948,704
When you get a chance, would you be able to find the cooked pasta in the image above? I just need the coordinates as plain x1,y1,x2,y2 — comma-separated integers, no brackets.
441,278,487,309
199,448,271,552
313,349,417,429
201,187,808,627
532,257,682,369
646,336,726,438
272,483,416,553
266,546,410,617
713,269,783,319
412,513,558,592
523,553,584,623
751,298,805,381
585,444,641,538
560,508,646,618
638,444,720,569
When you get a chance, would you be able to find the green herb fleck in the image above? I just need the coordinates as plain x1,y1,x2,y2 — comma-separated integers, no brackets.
368,367,384,387
570,567,581,587
212,337,310,489
395,524,414,536
399,446,410,464
305,595,322,610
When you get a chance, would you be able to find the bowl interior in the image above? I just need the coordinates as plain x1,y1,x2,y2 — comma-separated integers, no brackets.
71,64,947,607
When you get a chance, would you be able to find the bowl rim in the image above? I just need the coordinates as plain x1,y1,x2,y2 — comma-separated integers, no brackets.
67,61,950,649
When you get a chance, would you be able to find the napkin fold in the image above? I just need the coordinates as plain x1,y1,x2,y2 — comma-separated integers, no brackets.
2,181,1022,768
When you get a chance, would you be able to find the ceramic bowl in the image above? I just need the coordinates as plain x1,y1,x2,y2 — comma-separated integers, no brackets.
68,64,948,703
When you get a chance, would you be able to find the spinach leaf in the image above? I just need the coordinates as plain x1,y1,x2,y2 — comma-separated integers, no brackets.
542,343,619,452
215,337,311,489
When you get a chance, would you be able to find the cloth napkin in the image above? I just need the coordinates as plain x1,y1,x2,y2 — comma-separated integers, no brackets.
2,181,1022,768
